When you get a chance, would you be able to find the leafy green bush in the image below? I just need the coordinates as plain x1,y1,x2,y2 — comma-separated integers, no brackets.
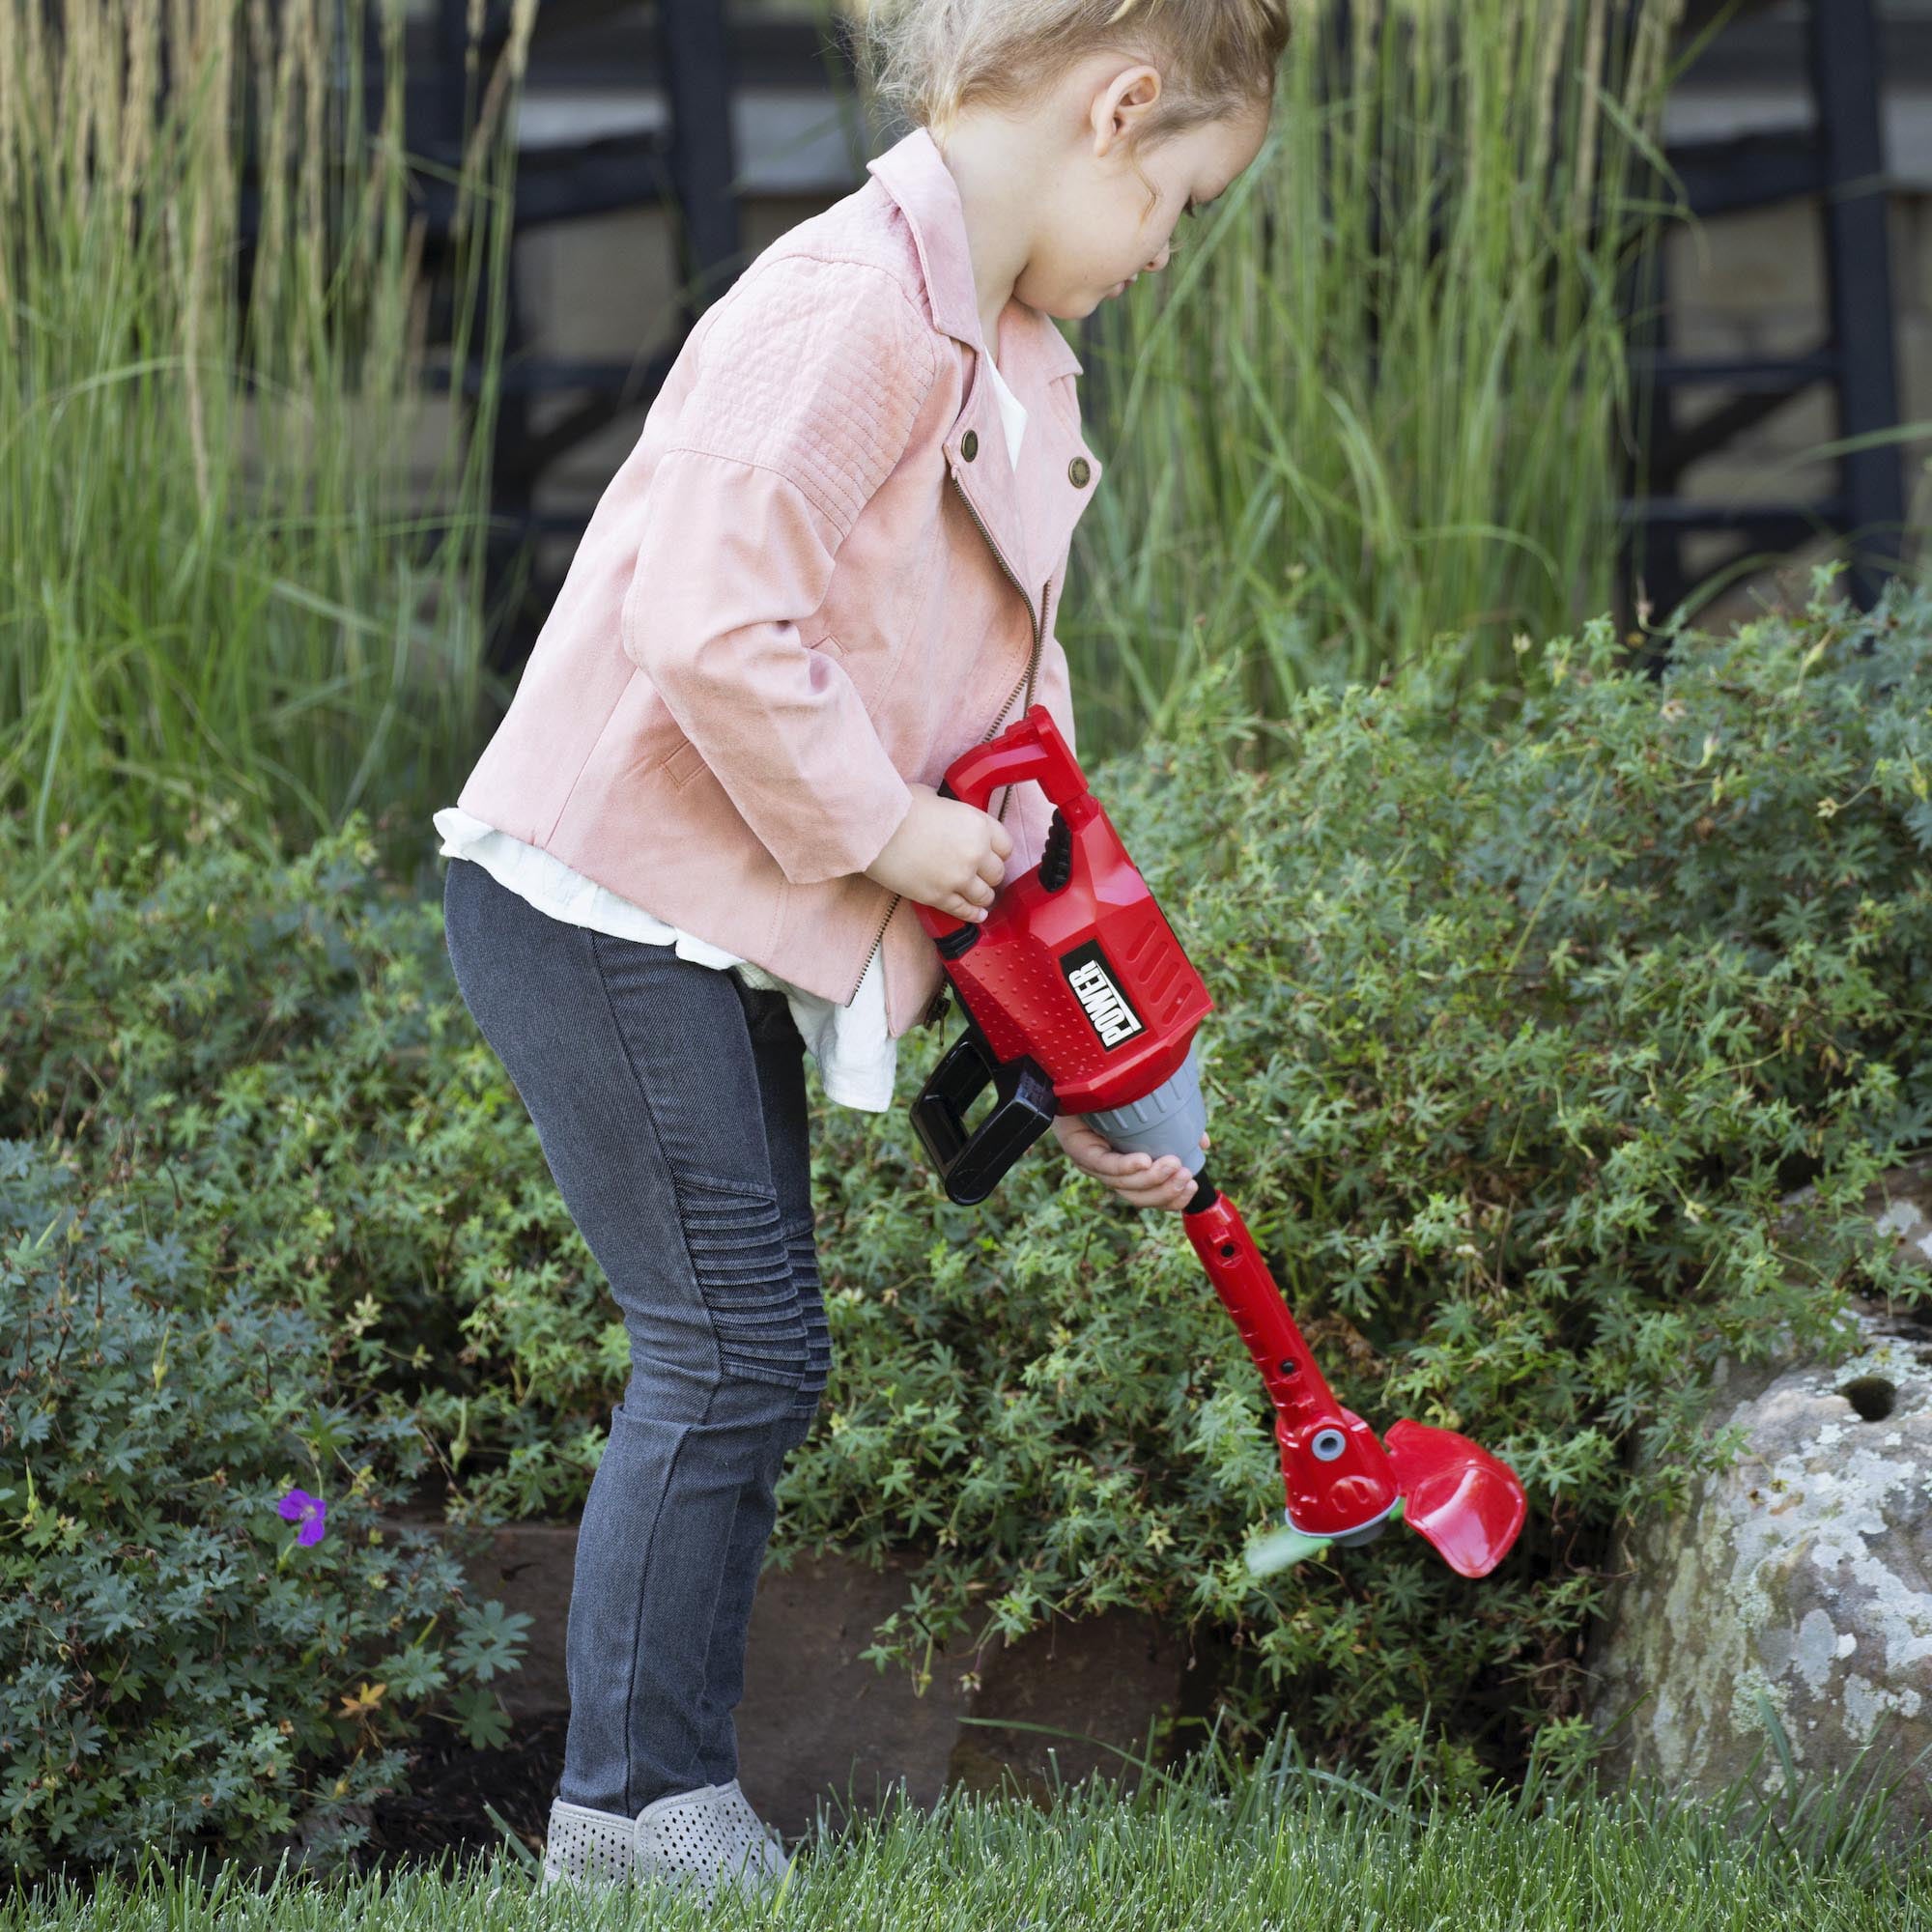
0,818,622,1525
781,570,1932,1787
0,1141,528,1877
4,568,1929,1796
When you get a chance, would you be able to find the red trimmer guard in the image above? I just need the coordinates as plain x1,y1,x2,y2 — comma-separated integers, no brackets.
1383,1420,1528,1579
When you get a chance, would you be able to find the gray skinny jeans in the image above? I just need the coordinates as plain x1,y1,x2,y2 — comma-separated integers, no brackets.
440,854,829,1816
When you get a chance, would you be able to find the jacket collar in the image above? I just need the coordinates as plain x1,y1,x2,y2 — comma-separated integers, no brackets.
865,124,1097,629
866,125,1084,382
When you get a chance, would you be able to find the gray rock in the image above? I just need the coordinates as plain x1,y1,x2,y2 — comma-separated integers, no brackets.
1584,1292,1932,1830
443,1521,579,1720
1862,1156,1932,1278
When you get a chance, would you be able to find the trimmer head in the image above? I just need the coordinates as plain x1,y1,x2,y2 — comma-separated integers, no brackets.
1243,1417,1529,1579
1186,1189,1528,1582
1246,1496,1408,1577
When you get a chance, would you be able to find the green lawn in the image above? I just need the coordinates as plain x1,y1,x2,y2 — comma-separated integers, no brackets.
12,1745,1926,1931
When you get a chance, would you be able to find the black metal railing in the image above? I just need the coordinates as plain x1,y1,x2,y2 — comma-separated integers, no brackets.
1621,0,1908,630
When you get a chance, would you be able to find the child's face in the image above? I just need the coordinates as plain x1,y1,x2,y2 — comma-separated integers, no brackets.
1019,59,1271,321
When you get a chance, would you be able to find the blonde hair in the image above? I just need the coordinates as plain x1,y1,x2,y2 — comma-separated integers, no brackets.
840,0,1288,154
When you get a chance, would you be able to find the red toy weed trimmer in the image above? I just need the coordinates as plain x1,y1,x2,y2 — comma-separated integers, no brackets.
908,705,1526,1579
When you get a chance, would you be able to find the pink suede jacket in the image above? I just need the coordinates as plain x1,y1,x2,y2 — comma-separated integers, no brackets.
452,124,1104,1038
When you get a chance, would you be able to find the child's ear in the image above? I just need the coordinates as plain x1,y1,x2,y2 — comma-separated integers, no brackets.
1092,62,1164,154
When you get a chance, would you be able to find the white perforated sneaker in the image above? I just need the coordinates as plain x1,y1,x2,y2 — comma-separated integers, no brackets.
540,1797,637,1891
540,1784,785,1906
711,1777,792,1880
634,1782,782,1906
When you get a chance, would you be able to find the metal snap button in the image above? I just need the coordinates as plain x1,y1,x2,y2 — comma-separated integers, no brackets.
1068,456,1091,487
961,429,979,461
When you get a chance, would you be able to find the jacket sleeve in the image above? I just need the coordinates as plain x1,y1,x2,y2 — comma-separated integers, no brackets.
620,254,941,888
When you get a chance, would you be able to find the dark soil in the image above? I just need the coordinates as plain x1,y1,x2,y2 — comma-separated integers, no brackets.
363,1712,568,1873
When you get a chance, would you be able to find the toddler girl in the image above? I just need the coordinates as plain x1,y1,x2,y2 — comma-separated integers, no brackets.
437,0,1278,1904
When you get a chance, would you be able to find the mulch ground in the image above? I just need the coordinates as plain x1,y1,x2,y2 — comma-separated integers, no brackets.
364,1712,568,1872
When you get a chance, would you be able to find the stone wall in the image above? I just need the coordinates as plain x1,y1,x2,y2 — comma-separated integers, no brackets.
431,1525,1211,1841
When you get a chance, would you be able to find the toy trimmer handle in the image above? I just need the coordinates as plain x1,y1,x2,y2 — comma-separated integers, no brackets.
936,705,1087,814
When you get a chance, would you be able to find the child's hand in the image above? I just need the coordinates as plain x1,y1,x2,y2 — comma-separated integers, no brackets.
866,782,1012,924
1049,1117,1211,1211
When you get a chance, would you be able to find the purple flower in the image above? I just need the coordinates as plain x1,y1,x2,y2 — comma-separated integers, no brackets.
277,1487,327,1547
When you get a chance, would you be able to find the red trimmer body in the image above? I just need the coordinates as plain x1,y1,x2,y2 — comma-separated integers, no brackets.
909,706,1526,1578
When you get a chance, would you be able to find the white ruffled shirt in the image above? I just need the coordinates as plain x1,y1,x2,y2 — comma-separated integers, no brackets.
434,354,1029,1114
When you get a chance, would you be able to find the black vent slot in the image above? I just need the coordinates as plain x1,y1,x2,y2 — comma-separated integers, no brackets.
1040,809,1072,893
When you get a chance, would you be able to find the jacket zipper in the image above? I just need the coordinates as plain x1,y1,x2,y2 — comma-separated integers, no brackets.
845,465,1049,1010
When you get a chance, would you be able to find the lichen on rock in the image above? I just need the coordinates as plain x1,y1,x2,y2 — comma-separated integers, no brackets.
1585,1291,1932,1831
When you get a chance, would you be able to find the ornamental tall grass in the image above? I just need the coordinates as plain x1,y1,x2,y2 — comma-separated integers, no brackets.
0,0,531,874
1065,0,1689,748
